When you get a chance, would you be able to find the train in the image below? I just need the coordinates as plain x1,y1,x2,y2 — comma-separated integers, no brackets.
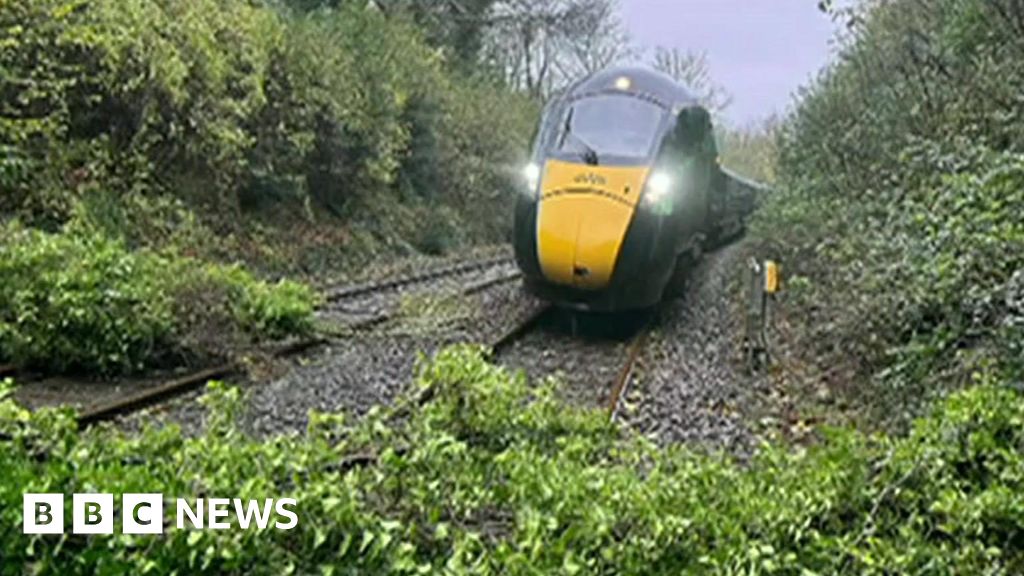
513,66,762,311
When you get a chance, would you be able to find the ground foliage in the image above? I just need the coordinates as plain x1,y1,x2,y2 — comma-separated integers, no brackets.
756,0,1024,426
0,221,316,374
2,346,1024,574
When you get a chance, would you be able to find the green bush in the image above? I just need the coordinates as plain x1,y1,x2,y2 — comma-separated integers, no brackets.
207,265,318,340
0,223,315,373
2,347,1023,574
0,0,534,253
0,0,280,218
434,78,538,239
0,223,175,373
754,0,1024,423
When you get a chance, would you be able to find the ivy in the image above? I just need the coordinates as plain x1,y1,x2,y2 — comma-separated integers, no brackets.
2,347,1023,573
757,0,1024,424
0,222,316,374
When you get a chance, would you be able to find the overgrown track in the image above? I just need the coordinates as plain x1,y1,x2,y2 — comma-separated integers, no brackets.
315,255,521,335
71,258,658,431
76,338,326,429
74,260,524,429
321,255,514,304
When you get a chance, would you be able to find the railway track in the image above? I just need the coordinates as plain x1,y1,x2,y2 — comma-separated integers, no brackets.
59,253,651,431
73,256,523,429
490,306,653,422
74,302,646,435
14,242,756,464
321,255,514,304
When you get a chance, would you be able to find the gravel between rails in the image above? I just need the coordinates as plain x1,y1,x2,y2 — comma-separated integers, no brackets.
241,280,547,437
618,240,761,457
118,270,546,437
495,310,648,409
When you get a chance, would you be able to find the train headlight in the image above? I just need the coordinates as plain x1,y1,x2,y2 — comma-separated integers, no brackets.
523,163,541,197
643,171,673,206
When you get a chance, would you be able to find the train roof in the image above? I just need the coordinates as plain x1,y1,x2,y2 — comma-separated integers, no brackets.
564,66,699,110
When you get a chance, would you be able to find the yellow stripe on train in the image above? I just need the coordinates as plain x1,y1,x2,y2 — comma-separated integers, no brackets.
536,159,650,290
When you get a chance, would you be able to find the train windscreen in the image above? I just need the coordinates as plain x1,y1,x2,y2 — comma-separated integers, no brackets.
553,94,664,162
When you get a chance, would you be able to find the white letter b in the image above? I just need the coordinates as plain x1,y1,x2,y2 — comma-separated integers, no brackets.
73,494,114,534
23,494,64,534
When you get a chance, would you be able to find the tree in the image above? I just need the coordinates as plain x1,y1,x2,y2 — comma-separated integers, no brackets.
285,0,634,98
278,1,500,71
652,47,732,114
483,0,632,99
554,0,635,79
371,0,500,70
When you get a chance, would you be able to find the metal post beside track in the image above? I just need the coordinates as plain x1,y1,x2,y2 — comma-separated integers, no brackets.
744,258,779,372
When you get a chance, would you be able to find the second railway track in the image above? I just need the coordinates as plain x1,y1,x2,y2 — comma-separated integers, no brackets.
321,254,514,304
73,256,526,429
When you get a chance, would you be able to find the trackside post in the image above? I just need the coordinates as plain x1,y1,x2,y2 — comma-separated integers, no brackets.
745,259,779,372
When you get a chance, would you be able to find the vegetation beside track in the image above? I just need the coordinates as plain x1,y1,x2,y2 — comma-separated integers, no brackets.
0,221,315,374
4,346,1024,574
0,0,534,374
752,0,1024,430
1,0,534,262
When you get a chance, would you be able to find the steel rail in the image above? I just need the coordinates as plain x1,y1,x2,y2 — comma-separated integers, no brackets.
77,364,237,429
462,270,523,297
322,255,514,304
488,303,552,355
606,326,651,422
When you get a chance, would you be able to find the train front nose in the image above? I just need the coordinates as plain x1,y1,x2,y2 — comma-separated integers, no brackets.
535,160,648,290
537,194,631,289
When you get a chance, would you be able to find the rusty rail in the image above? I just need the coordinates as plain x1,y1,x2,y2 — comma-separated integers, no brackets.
488,303,552,355
77,364,237,429
322,255,513,304
607,325,651,422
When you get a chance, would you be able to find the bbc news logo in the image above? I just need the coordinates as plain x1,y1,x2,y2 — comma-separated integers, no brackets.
23,494,298,535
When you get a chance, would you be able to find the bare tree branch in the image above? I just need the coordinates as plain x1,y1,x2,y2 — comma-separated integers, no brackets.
651,47,733,114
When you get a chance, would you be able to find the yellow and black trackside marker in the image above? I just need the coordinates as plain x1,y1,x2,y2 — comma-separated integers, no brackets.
536,159,650,289
764,260,780,294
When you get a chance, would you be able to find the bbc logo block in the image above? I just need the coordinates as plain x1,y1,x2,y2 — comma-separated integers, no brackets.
123,493,164,534
23,493,297,534
24,493,164,535
23,494,63,535
73,493,114,534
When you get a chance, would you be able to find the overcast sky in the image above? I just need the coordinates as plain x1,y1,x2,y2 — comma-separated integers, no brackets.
621,0,842,126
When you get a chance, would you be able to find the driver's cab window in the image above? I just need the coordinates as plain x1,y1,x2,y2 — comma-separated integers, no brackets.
674,106,716,159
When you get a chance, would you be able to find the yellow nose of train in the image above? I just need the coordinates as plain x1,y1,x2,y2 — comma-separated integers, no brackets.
536,160,651,290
